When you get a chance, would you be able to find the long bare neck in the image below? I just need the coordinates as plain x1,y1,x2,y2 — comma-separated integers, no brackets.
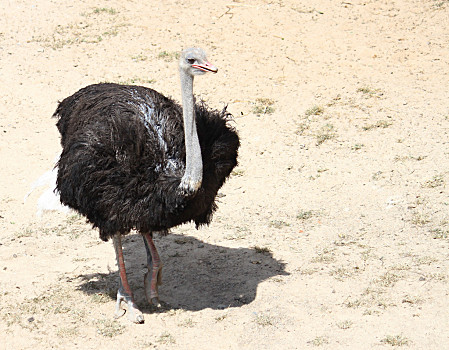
179,69,203,193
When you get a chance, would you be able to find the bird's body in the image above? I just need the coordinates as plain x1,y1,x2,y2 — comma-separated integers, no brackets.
54,48,239,323
55,83,239,240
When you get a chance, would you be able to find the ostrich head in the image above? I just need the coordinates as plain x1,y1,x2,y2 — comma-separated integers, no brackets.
179,47,218,76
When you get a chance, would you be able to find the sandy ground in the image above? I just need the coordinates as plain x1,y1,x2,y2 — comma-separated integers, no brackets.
1,0,449,348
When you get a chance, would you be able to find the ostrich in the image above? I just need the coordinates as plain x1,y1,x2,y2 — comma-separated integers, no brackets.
54,48,239,323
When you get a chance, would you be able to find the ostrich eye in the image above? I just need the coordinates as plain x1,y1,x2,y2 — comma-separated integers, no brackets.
187,58,195,64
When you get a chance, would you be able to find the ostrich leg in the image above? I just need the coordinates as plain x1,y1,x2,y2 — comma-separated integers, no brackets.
112,233,144,323
143,232,163,307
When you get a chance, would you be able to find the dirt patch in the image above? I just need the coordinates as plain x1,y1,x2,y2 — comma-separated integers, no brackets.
1,0,448,348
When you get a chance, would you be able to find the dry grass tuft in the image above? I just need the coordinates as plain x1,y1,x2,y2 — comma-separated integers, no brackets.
380,334,411,346
252,98,275,115
308,336,329,346
157,332,176,344
96,319,126,337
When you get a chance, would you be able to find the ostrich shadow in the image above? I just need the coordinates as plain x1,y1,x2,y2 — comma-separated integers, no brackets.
76,233,289,312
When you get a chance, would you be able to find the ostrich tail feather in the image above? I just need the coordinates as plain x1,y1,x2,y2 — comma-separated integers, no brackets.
25,158,71,217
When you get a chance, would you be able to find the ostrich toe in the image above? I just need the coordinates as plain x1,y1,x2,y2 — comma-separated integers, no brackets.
114,288,144,324
126,305,144,324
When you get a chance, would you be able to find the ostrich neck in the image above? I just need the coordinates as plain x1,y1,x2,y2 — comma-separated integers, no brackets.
180,71,203,190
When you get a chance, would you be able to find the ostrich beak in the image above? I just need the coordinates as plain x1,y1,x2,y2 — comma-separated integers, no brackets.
192,61,218,73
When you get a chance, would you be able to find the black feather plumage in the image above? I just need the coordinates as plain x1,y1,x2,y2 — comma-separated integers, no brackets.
55,83,239,241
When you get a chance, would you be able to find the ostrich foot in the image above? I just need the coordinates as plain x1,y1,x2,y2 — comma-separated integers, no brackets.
144,264,163,307
114,288,144,324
